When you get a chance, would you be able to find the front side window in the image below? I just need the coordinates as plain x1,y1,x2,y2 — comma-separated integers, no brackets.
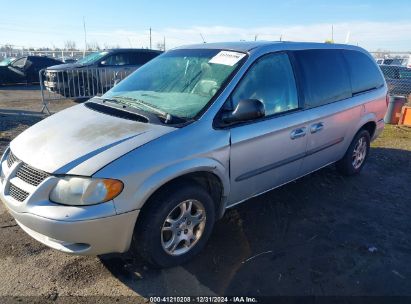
230,53,299,116
11,57,27,69
103,49,246,119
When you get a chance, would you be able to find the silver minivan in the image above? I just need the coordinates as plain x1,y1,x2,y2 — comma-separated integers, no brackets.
0,42,387,267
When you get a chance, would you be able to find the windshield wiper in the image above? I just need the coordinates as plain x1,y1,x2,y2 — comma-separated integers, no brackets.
111,96,186,124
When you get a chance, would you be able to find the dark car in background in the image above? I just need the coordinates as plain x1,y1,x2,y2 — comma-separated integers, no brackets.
43,49,162,99
0,56,62,85
380,64,411,97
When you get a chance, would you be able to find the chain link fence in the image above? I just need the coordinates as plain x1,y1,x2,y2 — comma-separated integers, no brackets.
0,50,95,63
39,67,134,114
370,52,411,101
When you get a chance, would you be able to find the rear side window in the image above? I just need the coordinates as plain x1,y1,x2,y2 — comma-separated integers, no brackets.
293,49,351,108
343,50,385,94
103,53,131,66
130,52,160,65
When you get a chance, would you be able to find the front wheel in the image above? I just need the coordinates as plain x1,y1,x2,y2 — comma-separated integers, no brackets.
132,180,215,268
336,129,370,176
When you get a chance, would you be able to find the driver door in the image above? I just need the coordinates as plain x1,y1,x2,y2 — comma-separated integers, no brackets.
226,52,308,205
7,57,27,84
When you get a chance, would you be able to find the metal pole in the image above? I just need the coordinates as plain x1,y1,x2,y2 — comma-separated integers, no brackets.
149,27,152,49
83,17,87,57
39,69,50,115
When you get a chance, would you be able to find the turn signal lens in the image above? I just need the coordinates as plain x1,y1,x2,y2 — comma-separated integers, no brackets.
102,179,124,201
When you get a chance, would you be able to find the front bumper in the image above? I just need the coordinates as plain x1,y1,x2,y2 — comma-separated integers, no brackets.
4,205,139,255
0,149,139,255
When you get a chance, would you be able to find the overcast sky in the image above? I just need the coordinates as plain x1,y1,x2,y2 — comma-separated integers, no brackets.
1,0,411,51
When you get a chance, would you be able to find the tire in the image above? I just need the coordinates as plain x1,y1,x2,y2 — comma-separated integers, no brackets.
131,180,216,268
336,129,370,176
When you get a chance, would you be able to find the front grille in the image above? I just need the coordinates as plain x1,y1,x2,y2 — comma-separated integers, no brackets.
46,71,56,81
6,151,18,168
16,163,50,186
4,150,50,202
9,183,29,202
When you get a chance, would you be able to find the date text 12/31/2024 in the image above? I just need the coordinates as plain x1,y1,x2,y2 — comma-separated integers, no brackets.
149,296,258,303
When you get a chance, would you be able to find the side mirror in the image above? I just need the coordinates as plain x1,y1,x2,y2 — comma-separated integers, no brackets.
221,99,265,124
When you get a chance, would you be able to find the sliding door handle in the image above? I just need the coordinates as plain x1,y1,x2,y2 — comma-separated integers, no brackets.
290,127,307,139
310,122,324,134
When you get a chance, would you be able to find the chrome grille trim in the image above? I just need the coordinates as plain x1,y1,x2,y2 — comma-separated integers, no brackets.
6,151,18,168
9,183,29,202
16,163,50,186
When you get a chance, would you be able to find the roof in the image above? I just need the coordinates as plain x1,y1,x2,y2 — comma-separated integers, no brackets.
175,41,277,52
104,48,162,53
174,41,367,54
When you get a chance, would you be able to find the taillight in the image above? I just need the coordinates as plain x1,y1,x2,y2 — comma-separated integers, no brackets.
386,94,390,107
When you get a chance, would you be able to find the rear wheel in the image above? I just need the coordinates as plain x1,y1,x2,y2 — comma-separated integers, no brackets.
132,180,215,268
336,129,370,176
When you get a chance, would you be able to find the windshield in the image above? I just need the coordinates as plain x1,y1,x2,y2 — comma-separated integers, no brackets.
77,51,108,65
0,58,14,66
102,49,246,120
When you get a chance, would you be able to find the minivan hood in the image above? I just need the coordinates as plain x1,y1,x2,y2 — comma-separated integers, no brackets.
10,104,175,175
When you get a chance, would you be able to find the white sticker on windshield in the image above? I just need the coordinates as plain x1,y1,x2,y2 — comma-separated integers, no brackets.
209,51,246,66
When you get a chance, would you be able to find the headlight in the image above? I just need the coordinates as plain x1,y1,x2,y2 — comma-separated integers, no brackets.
49,176,123,206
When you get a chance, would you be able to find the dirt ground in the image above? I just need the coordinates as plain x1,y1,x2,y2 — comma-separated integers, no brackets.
0,86,411,301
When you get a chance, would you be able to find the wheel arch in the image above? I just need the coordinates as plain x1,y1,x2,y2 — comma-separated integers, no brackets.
352,113,377,142
359,121,377,139
133,159,230,219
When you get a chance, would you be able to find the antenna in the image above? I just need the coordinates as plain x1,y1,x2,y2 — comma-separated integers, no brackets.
331,24,334,42
254,34,258,41
163,36,166,51
83,16,87,57
280,34,283,41
345,31,351,44
200,33,206,44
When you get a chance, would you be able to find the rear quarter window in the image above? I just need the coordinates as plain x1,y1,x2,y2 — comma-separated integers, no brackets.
343,50,385,94
293,49,351,108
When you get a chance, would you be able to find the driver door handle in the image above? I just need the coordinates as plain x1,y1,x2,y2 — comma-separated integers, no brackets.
290,127,307,140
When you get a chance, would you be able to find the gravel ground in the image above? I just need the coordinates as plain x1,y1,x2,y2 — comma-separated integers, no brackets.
0,86,411,301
